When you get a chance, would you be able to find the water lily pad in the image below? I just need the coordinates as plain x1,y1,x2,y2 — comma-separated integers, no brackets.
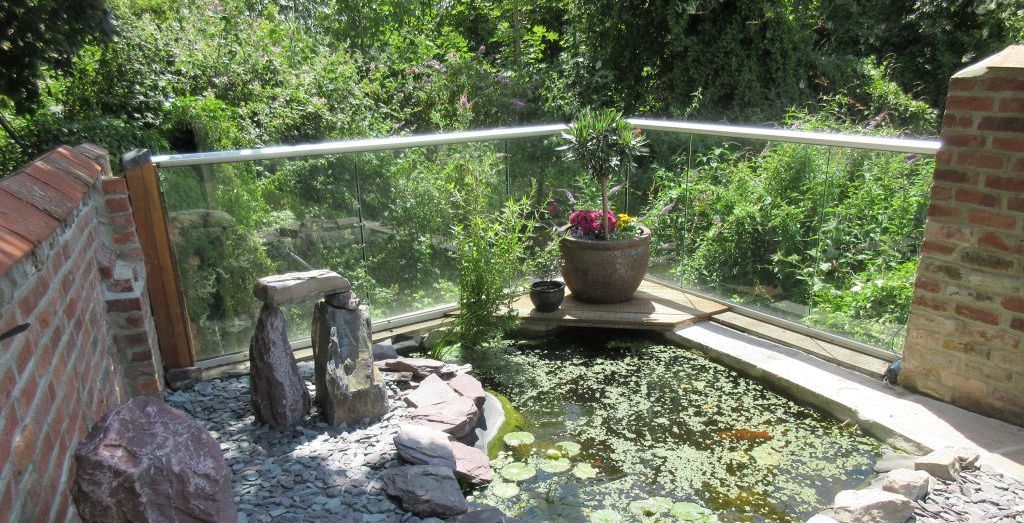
539,457,572,473
491,482,520,499
502,431,535,447
628,497,673,517
572,463,598,479
545,448,563,459
589,509,623,523
500,462,536,482
554,441,581,457
671,502,715,521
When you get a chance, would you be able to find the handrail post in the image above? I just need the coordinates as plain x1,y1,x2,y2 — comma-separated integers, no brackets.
122,149,196,368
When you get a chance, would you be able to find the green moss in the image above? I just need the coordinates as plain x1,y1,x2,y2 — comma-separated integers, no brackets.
487,389,530,458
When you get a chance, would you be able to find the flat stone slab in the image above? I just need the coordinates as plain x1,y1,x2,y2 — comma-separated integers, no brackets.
404,374,463,409
669,322,1024,480
254,270,351,305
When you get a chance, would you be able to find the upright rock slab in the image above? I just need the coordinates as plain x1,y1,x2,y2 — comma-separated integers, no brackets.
312,300,388,425
249,304,310,427
72,396,236,522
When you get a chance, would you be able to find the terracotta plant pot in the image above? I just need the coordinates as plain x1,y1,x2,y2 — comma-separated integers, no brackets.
529,280,565,312
559,226,650,303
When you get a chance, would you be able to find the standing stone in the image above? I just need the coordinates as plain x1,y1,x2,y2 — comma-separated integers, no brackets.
380,465,468,517
249,304,310,427
72,396,237,522
312,300,388,425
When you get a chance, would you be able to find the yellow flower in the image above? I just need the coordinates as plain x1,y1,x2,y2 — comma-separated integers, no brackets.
617,213,636,226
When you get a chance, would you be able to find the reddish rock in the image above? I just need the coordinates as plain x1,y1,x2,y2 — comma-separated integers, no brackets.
405,374,462,408
385,357,445,379
408,395,481,439
447,373,486,407
394,425,456,468
72,396,236,522
452,441,493,486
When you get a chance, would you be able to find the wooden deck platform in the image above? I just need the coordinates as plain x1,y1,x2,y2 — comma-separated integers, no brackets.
513,279,729,331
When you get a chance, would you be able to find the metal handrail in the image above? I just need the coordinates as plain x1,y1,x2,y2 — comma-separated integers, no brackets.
151,118,941,167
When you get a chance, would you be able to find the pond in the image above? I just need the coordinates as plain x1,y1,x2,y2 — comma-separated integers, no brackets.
463,329,880,522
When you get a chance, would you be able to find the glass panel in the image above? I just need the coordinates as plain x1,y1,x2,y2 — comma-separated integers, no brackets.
353,141,508,318
801,148,934,352
160,156,362,360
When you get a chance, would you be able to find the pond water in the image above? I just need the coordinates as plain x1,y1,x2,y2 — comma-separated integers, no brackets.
463,329,880,522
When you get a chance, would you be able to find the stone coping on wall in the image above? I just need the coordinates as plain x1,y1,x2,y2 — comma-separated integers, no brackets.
669,322,1024,481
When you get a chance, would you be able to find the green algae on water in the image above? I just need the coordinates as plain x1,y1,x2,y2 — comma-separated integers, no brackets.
468,330,880,522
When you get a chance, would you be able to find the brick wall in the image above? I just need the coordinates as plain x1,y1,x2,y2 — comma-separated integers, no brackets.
901,45,1024,426
0,145,163,522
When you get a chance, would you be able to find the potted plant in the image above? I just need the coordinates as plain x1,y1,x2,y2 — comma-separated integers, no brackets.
557,108,650,303
529,230,565,312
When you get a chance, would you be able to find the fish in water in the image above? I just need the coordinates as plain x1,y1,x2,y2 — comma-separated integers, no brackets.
716,428,772,442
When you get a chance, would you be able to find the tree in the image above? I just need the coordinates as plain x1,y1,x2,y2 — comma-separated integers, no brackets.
0,0,112,113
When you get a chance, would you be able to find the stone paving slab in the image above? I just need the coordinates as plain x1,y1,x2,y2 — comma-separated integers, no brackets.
668,322,1024,480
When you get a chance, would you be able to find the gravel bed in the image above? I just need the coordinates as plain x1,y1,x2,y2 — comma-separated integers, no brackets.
913,466,1024,523
164,362,440,523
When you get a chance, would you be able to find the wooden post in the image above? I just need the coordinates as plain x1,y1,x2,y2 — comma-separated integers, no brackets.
122,149,196,368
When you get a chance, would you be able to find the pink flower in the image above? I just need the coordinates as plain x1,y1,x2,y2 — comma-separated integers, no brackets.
569,210,618,238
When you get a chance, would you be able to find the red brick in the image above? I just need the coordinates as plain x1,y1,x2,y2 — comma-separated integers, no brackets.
979,116,1024,133
913,295,948,312
930,185,952,201
967,209,1017,230
1015,158,1024,173
941,133,987,148
10,421,38,471
1009,197,1024,213
41,147,102,184
955,151,1005,170
0,225,35,277
1011,317,1024,333
110,213,136,227
920,240,957,256
977,231,1023,255
945,94,995,112
984,174,1024,192
948,78,977,92
981,77,1024,92
992,135,1024,152
928,202,964,220
101,177,127,194
0,175,77,222
954,188,1002,208
22,161,89,203
0,190,61,246
942,114,974,130
105,196,131,213
998,97,1024,113
1003,297,1024,314
955,304,1001,325
915,276,942,294
933,168,977,185
106,296,143,312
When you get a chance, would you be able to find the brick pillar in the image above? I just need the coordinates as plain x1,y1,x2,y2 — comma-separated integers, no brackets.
901,45,1024,426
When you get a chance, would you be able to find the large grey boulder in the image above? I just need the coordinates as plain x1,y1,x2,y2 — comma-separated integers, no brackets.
380,465,468,517
254,269,350,306
394,425,457,469
882,468,932,500
249,304,310,427
72,396,237,522
831,489,913,523
312,300,388,426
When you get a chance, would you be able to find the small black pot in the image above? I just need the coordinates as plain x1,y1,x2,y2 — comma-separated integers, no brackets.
529,280,565,312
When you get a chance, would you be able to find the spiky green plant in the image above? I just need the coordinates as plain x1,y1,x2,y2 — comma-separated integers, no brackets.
557,108,649,238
